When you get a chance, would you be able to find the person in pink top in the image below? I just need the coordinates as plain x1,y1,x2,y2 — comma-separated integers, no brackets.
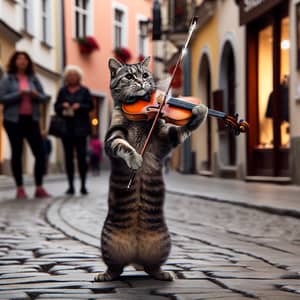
0,51,51,199
88,134,103,175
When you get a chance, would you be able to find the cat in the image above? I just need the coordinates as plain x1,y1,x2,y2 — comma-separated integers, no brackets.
94,57,207,282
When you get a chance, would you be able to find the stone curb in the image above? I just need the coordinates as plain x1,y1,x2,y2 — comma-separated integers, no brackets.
166,189,300,219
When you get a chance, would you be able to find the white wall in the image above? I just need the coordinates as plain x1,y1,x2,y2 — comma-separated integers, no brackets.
17,1,57,73
0,1,22,32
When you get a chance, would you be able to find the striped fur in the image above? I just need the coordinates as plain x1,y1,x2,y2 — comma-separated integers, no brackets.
95,58,207,282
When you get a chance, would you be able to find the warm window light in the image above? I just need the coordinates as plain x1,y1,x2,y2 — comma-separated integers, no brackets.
92,118,99,126
281,40,290,50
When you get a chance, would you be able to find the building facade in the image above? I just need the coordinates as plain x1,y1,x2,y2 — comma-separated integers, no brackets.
63,0,153,145
0,0,63,175
0,0,153,175
237,0,294,183
189,0,246,179
0,0,22,174
163,0,300,185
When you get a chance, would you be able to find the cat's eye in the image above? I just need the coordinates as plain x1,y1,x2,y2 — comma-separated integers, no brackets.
143,73,149,78
125,74,133,80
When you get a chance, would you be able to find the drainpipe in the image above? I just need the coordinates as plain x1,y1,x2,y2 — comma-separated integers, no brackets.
61,0,66,69
181,49,193,173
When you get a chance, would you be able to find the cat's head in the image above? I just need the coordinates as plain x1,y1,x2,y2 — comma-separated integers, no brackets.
108,56,156,105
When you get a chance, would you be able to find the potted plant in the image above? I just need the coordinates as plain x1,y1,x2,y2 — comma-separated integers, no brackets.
114,47,132,63
77,36,100,54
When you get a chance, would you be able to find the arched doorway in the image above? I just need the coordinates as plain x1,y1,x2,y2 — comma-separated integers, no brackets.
219,41,236,167
197,53,212,173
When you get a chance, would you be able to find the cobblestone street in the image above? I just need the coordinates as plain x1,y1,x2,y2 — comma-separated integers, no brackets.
0,172,299,299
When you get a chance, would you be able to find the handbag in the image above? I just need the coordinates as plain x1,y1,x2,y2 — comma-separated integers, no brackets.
48,115,67,137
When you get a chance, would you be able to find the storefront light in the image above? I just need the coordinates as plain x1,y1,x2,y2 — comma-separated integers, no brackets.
92,118,99,126
281,39,290,50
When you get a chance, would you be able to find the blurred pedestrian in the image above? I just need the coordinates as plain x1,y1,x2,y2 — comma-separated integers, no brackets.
88,134,102,175
41,130,52,175
0,64,4,80
0,51,51,199
164,151,172,174
54,65,93,195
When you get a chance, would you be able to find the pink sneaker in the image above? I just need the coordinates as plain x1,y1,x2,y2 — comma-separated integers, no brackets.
35,187,51,198
16,187,28,199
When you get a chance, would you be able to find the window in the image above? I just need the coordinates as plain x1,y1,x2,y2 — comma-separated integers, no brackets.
41,0,51,45
114,8,124,48
75,0,90,38
168,0,188,32
21,0,33,35
138,20,147,57
22,0,29,32
138,32,146,57
112,2,128,49
257,18,290,150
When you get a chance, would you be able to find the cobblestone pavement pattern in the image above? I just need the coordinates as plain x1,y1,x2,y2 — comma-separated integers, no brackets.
0,175,299,300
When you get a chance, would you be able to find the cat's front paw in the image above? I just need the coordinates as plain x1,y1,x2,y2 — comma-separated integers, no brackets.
125,151,143,170
187,104,208,130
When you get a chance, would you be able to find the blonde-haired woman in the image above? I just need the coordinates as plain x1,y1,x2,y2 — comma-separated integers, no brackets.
54,65,93,195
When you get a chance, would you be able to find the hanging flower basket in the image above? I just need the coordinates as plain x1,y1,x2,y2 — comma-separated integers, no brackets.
138,54,145,62
77,36,100,54
114,47,132,63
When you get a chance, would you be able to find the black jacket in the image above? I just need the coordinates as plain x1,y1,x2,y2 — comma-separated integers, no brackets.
54,85,93,137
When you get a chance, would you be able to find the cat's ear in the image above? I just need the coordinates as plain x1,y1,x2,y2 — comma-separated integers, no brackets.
141,56,151,68
108,58,123,77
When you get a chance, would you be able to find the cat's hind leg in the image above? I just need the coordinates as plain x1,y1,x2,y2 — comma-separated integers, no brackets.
94,265,124,281
144,265,175,281
97,224,137,281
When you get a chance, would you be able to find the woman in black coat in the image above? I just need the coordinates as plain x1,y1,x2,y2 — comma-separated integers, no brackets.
55,65,93,195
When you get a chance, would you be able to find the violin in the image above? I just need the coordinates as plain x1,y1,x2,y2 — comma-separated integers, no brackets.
122,91,249,136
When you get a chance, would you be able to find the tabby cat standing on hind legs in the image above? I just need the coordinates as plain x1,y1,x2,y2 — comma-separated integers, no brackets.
94,57,207,282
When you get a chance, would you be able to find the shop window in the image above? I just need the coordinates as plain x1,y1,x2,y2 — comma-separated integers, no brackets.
280,17,290,148
257,18,290,150
258,25,273,149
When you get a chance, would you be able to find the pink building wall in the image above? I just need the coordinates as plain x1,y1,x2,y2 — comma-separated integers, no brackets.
64,0,153,100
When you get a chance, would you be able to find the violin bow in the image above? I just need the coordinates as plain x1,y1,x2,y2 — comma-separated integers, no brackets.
127,16,198,189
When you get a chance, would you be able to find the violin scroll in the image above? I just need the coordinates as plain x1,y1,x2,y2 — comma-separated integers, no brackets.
223,113,249,136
